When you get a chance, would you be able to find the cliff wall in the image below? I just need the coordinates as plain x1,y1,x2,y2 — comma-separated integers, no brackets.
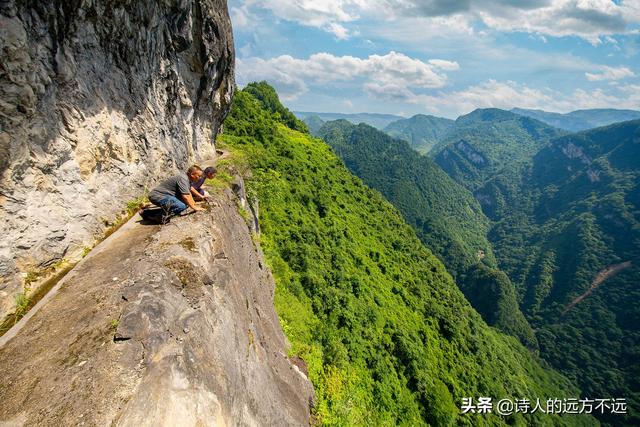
0,0,235,316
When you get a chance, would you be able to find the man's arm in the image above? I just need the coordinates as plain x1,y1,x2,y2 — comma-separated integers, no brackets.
181,193,204,211
190,187,205,201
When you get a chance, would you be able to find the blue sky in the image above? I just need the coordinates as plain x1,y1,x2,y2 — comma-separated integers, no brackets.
229,0,640,118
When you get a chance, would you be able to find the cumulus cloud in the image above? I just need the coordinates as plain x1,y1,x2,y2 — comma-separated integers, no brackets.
240,0,640,41
428,59,461,70
396,80,640,117
236,51,455,100
239,0,364,38
585,66,636,81
477,0,630,43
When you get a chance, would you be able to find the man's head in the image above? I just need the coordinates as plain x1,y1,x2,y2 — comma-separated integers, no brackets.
187,165,203,182
203,166,216,179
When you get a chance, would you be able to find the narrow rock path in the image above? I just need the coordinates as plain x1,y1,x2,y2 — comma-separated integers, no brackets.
0,169,314,426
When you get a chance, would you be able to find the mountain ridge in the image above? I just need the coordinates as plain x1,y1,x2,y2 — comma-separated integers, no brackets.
383,114,455,153
294,111,405,129
318,119,538,349
512,107,640,132
220,83,597,425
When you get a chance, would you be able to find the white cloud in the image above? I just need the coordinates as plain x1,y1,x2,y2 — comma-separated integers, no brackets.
408,80,558,116
477,0,629,44
428,59,461,70
242,0,365,38
236,51,455,100
396,79,640,117
360,15,477,47
236,58,310,100
327,22,350,39
585,65,636,81
341,99,355,109
230,4,251,28
239,0,640,42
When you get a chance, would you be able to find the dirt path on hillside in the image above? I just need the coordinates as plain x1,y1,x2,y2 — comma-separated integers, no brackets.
561,261,633,315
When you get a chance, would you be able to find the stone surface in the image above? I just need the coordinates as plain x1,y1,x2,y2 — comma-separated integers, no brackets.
0,0,235,317
0,190,314,426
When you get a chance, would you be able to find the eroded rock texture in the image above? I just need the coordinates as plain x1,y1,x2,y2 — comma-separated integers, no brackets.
0,190,313,426
0,0,235,317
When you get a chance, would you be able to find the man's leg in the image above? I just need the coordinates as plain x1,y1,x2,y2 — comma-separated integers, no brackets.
156,196,187,215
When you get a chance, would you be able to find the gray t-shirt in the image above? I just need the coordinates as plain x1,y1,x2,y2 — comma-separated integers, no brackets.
148,174,191,202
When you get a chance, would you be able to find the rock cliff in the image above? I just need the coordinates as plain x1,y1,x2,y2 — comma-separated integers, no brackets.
0,0,235,317
0,189,314,426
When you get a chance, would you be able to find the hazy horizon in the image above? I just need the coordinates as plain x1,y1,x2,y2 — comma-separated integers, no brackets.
230,0,640,118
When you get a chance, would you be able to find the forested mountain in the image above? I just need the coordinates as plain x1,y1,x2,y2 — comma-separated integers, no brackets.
220,83,596,426
512,108,640,132
294,111,404,129
430,113,640,426
301,114,325,135
486,121,640,427
311,104,639,425
432,108,566,192
318,119,537,348
383,114,455,153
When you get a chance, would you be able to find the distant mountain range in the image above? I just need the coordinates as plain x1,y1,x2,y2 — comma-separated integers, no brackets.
431,108,566,192
294,111,404,130
300,108,640,150
383,114,454,154
511,108,640,132
318,118,538,348
312,106,640,425
226,83,592,426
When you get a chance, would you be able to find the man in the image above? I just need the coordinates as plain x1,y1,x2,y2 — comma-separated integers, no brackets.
146,166,205,219
190,166,216,201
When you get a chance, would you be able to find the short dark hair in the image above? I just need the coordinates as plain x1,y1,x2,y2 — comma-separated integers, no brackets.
187,165,203,175
204,166,216,175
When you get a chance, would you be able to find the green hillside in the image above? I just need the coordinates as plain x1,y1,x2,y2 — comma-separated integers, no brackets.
427,113,639,425
317,119,536,348
487,121,640,426
218,83,596,426
383,114,455,154
432,109,565,192
303,114,326,136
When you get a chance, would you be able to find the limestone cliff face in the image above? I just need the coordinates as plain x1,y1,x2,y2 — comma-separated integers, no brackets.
0,189,314,426
0,0,235,316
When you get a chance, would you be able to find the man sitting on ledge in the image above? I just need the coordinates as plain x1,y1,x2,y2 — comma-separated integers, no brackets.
144,165,205,221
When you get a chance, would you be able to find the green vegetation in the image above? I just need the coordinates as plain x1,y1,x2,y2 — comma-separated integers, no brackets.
244,81,309,133
384,114,455,154
220,83,596,426
484,121,640,426
125,196,147,214
13,291,30,322
421,111,640,426
0,259,75,336
24,270,39,286
318,119,536,348
432,108,565,192
302,114,326,136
